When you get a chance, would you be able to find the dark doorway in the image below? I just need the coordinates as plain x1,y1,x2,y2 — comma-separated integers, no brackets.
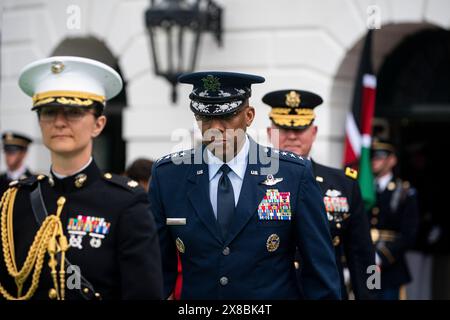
392,120,450,254
52,37,126,174
375,28,450,255
375,27,450,299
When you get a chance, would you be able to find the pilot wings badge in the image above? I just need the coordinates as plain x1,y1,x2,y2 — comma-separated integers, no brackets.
261,174,283,186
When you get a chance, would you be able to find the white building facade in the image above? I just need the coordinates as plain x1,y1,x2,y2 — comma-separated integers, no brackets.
1,0,449,173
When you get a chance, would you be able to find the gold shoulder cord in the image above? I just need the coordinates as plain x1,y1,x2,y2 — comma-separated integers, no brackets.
0,187,69,300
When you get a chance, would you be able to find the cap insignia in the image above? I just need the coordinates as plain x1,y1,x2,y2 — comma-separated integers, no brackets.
201,75,221,92
51,61,65,74
285,91,301,108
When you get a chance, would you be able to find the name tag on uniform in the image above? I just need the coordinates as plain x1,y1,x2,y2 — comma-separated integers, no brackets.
166,218,187,225
258,189,291,220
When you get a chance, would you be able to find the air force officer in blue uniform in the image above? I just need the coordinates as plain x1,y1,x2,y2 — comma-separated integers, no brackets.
148,72,341,300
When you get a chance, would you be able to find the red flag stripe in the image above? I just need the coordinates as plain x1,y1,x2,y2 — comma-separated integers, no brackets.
360,74,377,137
344,112,361,165
343,135,358,168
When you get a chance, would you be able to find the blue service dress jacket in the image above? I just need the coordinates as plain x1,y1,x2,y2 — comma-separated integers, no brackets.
149,139,341,300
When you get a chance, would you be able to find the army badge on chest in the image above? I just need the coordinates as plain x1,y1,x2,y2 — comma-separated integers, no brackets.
67,215,111,250
258,189,291,220
323,189,350,222
266,234,280,252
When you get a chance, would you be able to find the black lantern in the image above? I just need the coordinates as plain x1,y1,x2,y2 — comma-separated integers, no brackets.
145,0,223,103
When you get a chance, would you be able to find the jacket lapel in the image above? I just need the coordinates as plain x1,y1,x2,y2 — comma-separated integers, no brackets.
187,150,223,244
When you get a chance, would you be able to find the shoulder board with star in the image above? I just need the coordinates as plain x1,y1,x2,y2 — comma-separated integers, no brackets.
345,167,358,180
102,173,142,192
8,174,47,189
155,148,195,167
265,147,306,166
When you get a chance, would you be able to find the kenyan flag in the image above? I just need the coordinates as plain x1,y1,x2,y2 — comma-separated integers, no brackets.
343,30,376,210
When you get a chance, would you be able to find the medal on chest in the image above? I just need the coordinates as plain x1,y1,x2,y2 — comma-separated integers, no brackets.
323,189,350,222
67,215,111,249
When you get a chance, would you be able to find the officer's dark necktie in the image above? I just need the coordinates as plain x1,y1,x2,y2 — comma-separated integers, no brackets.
217,164,235,237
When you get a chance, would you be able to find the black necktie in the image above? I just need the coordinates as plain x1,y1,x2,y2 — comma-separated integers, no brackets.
217,164,235,237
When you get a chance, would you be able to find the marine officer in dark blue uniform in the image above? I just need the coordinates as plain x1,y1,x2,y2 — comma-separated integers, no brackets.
265,89,376,299
149,72,341,300
370,139,419,300
0,56,163,300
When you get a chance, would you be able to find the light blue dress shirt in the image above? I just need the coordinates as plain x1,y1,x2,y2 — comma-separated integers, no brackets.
207,135,249,218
